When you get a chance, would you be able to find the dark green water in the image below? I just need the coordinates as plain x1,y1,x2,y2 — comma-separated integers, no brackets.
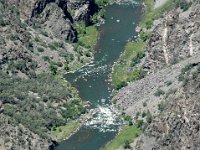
55,3,142,150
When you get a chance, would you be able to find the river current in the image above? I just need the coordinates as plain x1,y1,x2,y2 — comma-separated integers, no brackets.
55,2,142,150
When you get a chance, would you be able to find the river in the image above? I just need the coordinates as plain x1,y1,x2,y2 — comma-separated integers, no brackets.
55,2,142,150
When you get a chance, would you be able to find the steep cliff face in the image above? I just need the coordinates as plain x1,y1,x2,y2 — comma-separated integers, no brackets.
10,0,94,21
32,3,77,42
7,0,97,42
114,1,200,150
0,0,95,77
143,3,200,74
135,63,200,150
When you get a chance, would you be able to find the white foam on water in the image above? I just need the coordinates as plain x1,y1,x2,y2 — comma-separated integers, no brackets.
84,105,123,132
110,0,139,5
73,63,110,82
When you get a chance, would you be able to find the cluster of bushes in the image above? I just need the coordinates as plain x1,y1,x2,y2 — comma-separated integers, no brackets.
112,40,146,90
177,0,192,11
91,9,105,24
178,64,193,86
95,0,109,7
178,64,200,87
154,88,165,97
158,101,166,112
75,22,98,49
0,72,85,138
130,51,145,67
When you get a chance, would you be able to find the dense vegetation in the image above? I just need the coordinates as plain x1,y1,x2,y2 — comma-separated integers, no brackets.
102,126,141,150
112,40,146,90
0,71,86,138
76,22,98,50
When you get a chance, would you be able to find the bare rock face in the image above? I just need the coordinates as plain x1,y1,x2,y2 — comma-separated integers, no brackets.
136,66,200,150
114,2,200,150
34,3,77,41
143,3,200,74
8,0,94,42
14,0,93,21
74,3,90,22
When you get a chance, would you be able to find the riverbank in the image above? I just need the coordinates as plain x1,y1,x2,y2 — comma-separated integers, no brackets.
102,126,141,150
50,1,112,143
108,0,183,149
110,0,198,149
111,0,186,89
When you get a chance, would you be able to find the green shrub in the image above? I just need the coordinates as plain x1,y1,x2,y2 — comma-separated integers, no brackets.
42,56,50,61
85,52,92,57
192,71,198,79
142,111,146,118
27,41,34,50
143,101,147,107
166,80,172,86
55,62,63,67
64,64,69,71
136,112,140,119
116,81,128,90
178,74,184,81
48,44,57,51
37,47,45,52
145,20,153,29
91,9,105,24
179,1,192,11
0,19,7,26
41,31,48,37
182,77,189,87
124,140,131,149
130,51,145,67
154,88,165,97
181,64,192,74
50,64,57,75
146,111,152,124
158,101,165,112
136,120,143,129
95,0,108,6
140,32,151,42
53,41,62,48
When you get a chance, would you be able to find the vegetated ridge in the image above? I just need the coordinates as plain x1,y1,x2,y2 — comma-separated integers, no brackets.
0,0,107,149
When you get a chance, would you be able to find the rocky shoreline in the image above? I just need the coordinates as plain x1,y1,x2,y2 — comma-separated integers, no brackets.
112,0,200,149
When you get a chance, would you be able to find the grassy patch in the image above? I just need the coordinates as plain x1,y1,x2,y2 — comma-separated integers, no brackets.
112,40,146,89
76,22,98,49
95,0,109,7
140,0,186,29
51,120,81,141
102,126,141,150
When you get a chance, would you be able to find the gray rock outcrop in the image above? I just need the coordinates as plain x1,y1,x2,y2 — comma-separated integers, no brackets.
143,4,200,74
